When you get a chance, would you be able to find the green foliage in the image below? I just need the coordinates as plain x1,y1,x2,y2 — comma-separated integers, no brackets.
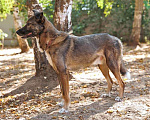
73,22,87,35
27,38,32,47
10,28,17,39
72,0,106,35
39,0,55,22
107,0,135,41
15,0,29,22
0,0,149,43
144,0,150,9
72,0,150,42
96,0,113,17
141,4,150,42
0,29,8,40
72,0,90,35
0,0,14,20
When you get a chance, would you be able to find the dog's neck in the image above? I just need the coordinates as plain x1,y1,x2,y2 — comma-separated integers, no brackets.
43,17,59,35
38,17,69,50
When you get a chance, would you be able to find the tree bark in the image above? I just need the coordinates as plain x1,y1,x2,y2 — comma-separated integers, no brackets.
54,0,73,33
13,7,30,53
26,0,57,79
129,0,143,46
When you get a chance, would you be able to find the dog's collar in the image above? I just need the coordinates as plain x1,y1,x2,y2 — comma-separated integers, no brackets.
46,40,52,49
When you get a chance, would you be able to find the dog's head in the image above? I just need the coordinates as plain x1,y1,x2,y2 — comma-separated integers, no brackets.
16,10,45,38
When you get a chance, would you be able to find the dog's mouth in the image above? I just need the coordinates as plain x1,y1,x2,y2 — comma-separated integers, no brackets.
21,32,34,38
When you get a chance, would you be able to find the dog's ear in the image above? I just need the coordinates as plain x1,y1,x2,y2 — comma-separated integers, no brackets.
33,9,45,24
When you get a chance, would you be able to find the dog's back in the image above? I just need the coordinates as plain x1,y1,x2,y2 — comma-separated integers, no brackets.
65,33,122,71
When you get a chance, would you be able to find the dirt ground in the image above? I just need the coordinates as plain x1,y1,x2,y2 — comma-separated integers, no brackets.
0,45,150,120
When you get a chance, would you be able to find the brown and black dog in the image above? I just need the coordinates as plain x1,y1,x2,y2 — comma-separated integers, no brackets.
16,10,131,113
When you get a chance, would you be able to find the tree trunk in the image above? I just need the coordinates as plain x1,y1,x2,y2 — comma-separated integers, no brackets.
129,0,143,46
140,24,146,43
13,7,30,53
54,0,73,33
26,0,57,80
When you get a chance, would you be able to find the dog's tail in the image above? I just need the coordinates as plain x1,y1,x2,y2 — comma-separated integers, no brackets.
120,61,131,80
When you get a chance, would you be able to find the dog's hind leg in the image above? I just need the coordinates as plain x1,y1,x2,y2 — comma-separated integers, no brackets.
98,64,113,98
58,71,70,113
106,57,125,102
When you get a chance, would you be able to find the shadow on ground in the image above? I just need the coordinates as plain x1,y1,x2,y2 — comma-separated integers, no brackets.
31,98,116,120
2,73,59,105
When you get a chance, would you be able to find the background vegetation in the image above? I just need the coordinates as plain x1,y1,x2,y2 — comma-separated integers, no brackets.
0,0,150,43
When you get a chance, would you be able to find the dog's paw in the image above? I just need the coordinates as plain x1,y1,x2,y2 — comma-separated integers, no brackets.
101,93,111,98
115,96,122,102
59,108,68,113
57,101,64,107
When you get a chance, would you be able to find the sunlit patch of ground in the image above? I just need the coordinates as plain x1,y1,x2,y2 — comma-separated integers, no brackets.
0,48,35,96
0,45,150,120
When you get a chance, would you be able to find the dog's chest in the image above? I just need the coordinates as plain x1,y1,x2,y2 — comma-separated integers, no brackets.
36,37,44,52
36,37,54,68
45,51,53,67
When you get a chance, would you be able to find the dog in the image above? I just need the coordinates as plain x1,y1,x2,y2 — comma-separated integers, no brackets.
16,10,131,113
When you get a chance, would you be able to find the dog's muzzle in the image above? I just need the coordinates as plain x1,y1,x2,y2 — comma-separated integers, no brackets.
16,29,34,39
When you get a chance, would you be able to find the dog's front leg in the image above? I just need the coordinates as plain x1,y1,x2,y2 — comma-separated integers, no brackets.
58,72,70,113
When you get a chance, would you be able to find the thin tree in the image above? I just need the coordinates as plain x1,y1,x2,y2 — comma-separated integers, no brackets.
13,5,30,53
54,0,73,33
129,0,144,46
